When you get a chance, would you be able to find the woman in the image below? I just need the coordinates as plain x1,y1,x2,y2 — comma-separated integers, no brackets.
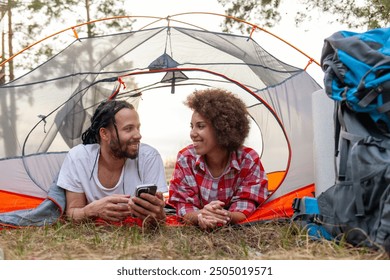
168,88,268,229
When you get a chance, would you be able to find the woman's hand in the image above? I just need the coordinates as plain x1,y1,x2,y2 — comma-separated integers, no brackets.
197,200,231,229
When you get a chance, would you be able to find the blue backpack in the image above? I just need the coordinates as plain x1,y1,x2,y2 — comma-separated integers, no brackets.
292,28,390,256
321,27,390,132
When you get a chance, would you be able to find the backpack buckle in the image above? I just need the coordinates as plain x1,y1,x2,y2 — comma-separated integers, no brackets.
292,198,301,213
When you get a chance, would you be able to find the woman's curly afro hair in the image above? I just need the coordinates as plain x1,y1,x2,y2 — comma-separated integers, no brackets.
185,88,250,152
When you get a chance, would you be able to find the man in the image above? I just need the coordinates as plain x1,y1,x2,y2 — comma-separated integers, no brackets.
57,100,167,223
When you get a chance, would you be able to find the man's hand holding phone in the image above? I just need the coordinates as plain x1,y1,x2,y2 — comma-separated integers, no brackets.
129,184,166,223
135,184,157,197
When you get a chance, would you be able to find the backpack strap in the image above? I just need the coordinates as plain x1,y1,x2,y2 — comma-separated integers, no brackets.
335,105,372,216
350,140,365,216
358,76,390,108
350,135,390,217
336,103,350,181
355,57,390,116
334,102,341,158
376,80,390,114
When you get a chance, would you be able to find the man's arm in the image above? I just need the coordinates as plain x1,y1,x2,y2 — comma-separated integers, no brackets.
65,191,89,222
65,190,132,222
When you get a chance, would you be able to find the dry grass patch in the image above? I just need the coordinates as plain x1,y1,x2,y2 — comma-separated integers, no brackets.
0,220,388,260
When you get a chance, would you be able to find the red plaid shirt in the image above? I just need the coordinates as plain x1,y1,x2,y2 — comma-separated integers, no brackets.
168,145,268,217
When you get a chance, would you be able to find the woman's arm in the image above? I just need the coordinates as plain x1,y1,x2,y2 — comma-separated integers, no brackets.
183,201,246,228
228,211,246,224
168,151,202,217
229,149,268,217
182,211,200,225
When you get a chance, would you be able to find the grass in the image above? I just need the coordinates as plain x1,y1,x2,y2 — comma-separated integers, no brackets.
0,219,388,260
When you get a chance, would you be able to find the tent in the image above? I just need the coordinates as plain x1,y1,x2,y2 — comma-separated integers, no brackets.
0,13,322,226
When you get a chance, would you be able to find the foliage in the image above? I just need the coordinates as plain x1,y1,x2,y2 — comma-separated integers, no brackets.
218,0,390,33
26,0,130,37
2,0,133,81
299,0,390,29
218,0,282,33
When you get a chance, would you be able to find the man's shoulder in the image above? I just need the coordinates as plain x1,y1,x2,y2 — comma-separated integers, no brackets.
139,143,161,157
67,143,99,158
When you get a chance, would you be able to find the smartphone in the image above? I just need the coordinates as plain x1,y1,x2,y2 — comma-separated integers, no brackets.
135,184,157,197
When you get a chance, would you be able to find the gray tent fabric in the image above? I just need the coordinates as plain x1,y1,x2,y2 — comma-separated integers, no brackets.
0,16,322,222
0,180,65,227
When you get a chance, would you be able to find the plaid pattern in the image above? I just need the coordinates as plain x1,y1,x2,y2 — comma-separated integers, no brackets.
168,145,268,217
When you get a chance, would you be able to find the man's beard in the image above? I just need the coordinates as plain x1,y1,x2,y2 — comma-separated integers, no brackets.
109,139,139,159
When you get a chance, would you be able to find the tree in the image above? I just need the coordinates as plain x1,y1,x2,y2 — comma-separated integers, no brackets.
1,0,132,82
217,0,390,33
298,0,389,29
218,0,282,33
26,0,130,38
1,0,18,83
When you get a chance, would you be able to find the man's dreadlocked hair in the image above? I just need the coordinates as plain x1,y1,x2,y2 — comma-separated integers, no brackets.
81,100,135,145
